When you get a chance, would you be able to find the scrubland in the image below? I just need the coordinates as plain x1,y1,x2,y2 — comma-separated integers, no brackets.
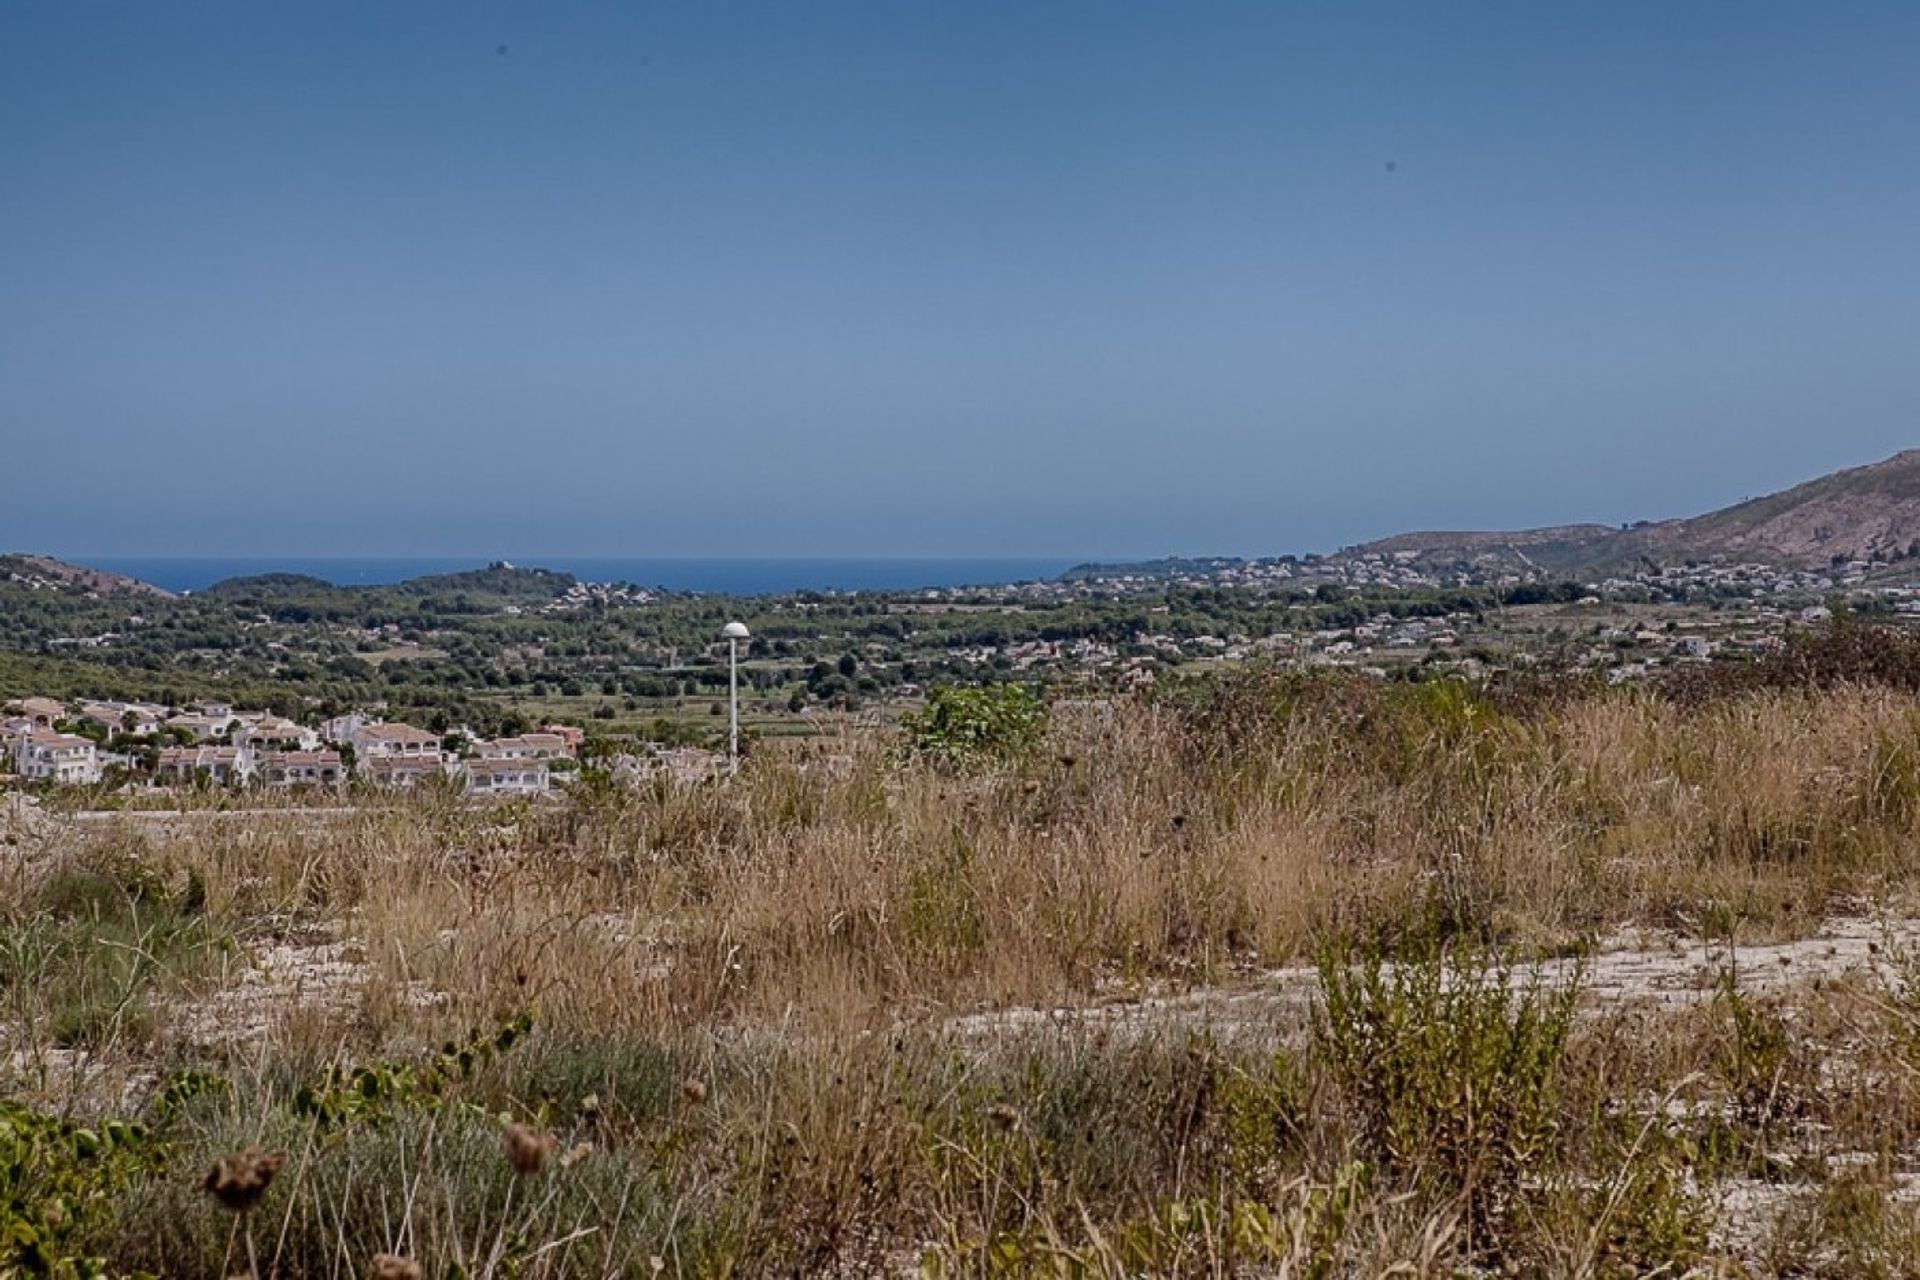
13,639,1920,1275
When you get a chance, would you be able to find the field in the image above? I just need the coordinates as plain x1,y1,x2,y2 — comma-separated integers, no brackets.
11,652,1920,1276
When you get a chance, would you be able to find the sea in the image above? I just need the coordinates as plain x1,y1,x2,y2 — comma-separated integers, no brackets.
86,557,1083,597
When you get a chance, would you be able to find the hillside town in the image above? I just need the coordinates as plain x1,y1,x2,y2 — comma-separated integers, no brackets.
1,694,585,795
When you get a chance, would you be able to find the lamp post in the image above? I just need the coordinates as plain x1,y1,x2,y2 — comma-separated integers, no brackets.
720,621,750,773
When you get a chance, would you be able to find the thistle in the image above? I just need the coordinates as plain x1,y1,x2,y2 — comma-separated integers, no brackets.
503,1121,556,1175
202,1148,285,1213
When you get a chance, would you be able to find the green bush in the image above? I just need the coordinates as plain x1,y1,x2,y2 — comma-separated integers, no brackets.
1313,943,1580,1261
901,684,1046,766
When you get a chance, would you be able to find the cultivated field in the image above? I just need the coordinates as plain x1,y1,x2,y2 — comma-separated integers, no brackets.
10,655,1920,1275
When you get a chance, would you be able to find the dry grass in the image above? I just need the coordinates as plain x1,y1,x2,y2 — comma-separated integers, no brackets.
9,671,1920,1273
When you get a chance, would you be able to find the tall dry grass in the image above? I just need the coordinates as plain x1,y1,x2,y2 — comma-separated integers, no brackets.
9,670,1920,1273
14,674,1920,1051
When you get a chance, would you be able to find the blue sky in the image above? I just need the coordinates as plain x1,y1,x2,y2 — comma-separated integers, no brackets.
5,3,1919,559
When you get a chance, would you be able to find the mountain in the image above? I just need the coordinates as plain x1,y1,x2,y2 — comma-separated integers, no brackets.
1336,450,1920,575
1617,450,1920,568
0,553,174,598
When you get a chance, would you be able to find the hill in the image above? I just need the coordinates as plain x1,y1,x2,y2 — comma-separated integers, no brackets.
0,554,173,598
187,563,579,614
196,572,337,598
1617,449,1920,568
1337,449,1920,574
398,563,577,601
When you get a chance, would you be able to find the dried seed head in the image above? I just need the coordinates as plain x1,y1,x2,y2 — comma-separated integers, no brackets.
682,1077,709,1106
502,1122,555,1175
370,1255,425,1280
202,1147,286,1213
560,1141,594,1169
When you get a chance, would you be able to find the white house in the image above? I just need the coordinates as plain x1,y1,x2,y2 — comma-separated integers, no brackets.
353,722,443,762
238,716,319,754
79,701,166,738
14,732,103,785
463,756,549,797
361,755,446,789
167,712,235,742
6,697,66,730
478,732,569,761
320,713,371,745
260,750,345,789
154,744,249,787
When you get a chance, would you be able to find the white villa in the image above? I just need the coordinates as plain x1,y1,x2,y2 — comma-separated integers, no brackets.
361,755,446,789
167,711,235,741
238,716,319,753
2,692,585,795
463,756,550,796
13,731,103,785
478,732,571,761
78,700,167,737
352,722,443,761
155,744,249,787
6,697,66,730
260,750,345,789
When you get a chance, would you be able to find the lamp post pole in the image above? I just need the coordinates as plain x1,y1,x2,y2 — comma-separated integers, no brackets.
728,634,740,770
721,622,750,775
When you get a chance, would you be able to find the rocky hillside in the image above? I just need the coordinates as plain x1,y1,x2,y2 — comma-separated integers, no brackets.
1339,449,1920,574
0,554,173,598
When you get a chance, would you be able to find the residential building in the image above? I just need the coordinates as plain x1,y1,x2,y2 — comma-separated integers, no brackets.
79,701,166,738
320,713,371,745
360,755,446,789
239,717,318,754
13,731,102,785
478,732,569,761
260,750,345,789
167,712,235,742
154,745,249,787
542,724,585,753
6,697,66,729
353,722,443,762
463,756,549,796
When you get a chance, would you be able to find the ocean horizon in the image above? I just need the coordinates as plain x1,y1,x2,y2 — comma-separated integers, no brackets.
83,556,1085,596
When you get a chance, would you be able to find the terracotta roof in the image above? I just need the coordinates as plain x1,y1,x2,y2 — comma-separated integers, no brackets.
483,734,565,752
25,732,93,749
467,757,547,775
358,723,441,744
364,756,442,774
11,697,65,716
264,750,341,767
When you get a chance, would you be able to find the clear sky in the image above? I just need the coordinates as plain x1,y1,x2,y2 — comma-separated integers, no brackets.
5,3,1920,559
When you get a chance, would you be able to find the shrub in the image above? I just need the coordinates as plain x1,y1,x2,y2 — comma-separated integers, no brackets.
1313,942,1580,1261
901,684,1046,766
